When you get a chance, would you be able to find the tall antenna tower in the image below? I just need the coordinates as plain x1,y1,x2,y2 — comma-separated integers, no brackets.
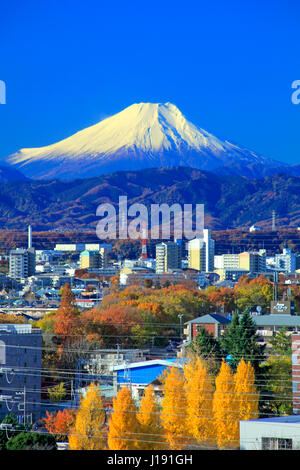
272,210,276,231
28,225,32,249
141,220,148,262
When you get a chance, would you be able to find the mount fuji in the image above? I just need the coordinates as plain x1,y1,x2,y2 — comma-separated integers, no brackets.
5,102,289,180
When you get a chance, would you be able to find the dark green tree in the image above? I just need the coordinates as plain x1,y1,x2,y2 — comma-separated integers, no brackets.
189,326,222,359
6,432,57,450
220,309,265,372
268,327,292,355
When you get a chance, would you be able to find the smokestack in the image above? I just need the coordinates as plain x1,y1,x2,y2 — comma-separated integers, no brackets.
28,225,32,249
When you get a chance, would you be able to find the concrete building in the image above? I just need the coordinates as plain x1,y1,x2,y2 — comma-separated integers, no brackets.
155,242,181,274
214,254,239,270
9,248,36,280
275,248,296,273
75,348,149,389
54,243,112,252
249,225,260,232
240,416,300,450
214,267,249,282
0,324,42,423
80,247,110,270
188,237,206,271
238,250,266,273
188,229,215,272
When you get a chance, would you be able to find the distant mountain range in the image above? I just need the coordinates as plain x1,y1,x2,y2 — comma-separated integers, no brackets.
4,102,299,180
0,165,28,183
0,167,299,230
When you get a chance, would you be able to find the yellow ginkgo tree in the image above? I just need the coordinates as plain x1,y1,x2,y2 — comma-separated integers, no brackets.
107,386,141,450
212,360,237,449
68,382,106,450
232,358,259,444
184,357,215,448
137,384,165,450
160,366,188,450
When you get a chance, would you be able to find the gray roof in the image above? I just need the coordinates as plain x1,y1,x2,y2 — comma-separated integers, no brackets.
252,314,300,327
186,313,231,325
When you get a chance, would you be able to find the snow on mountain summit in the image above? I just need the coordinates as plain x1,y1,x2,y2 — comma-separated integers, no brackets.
5,102,281,180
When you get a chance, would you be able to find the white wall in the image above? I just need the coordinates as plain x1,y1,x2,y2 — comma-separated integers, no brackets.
240,417,300,450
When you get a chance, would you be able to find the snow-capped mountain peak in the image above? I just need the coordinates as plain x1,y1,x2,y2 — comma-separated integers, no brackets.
5,102,282,180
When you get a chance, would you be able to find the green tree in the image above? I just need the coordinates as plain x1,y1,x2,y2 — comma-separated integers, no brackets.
220,309,265,372
269,327,292,355
6,432,57,450
189,326,222,360
259,356,292,416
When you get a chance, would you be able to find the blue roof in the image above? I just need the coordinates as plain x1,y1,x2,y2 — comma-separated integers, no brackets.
111,359,184,386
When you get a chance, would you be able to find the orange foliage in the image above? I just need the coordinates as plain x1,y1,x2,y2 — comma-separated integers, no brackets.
53,283,82,340
42,408,76,441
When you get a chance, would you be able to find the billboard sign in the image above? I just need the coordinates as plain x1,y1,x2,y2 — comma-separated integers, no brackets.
271,300,291,314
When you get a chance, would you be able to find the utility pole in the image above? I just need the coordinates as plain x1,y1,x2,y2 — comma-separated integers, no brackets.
272,210,276,231
23,386,26,425
16,386,27,425
178,314,183,339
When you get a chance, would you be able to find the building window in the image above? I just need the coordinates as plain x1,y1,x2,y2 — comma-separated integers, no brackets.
262,437,292,450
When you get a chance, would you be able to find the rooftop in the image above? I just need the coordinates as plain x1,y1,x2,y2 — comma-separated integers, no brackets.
186,313,231,325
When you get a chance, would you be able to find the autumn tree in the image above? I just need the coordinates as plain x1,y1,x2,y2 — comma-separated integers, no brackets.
160,366,188,450
231,359,259,445
184,357,215,448
53,283,82,342
42,408,76,442
205,286,236,313
212,360,237,449
107,386,141,450
234,276,273,312
137,384,165,450
68,382,106,450
47,382,67,402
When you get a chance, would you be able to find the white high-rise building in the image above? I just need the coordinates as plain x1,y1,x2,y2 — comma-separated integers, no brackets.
9,248,36,280
275,248,296,273
155,242,182,273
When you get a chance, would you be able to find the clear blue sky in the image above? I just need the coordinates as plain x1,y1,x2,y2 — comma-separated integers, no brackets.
1,0,300,165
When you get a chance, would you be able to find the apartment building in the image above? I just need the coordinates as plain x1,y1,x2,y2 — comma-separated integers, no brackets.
155,242,182,273
0,324,42,423
9,248,36,280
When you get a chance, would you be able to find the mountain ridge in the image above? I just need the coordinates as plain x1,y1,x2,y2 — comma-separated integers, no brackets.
0,166,299,230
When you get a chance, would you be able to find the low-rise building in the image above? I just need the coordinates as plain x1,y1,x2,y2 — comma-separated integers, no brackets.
184,313,231,342
240,416,300,450
110,359,184,401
